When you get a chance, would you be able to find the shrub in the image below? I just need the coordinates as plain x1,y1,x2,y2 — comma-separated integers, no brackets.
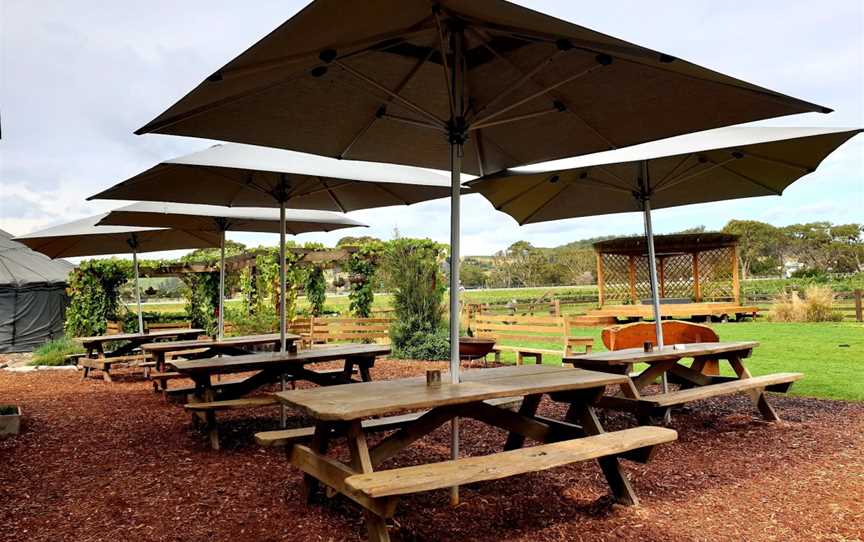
392,326,450,360
64,259,131,337
305,267,327,316
769,286,843,322
30,338,84,366
224,306,278,336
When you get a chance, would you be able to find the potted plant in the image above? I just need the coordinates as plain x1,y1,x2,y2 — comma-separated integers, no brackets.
0,405,22,436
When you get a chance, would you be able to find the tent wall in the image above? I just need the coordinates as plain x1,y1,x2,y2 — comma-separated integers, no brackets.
0,285,68,353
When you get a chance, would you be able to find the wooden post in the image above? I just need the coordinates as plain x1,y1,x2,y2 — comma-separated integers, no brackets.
658,257,666,299
596,252,605,307
692,252,701,302
855,289,863,322
731,248,740,304
628,256,637,304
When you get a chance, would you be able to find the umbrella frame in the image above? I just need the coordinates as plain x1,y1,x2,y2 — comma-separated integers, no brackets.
127,235,145,334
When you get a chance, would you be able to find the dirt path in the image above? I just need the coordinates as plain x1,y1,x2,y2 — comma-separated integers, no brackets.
0,362,861,542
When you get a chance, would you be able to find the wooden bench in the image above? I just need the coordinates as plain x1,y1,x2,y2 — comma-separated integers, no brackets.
649,373,803,408
343,426,677,498
145,321,193,332
471,315,593,364
289,317,391,348
79,354,151,382
186,396,280,450
602,321,721,374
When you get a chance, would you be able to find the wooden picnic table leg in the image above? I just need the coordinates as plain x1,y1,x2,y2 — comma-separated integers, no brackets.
566,389,640,506
728,355,781,422
346,421,391,542
304,421,335,504
632,360,678,391
503,393,542,451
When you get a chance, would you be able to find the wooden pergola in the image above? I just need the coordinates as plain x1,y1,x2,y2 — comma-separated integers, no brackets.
594,233,740,307
139,247,360,277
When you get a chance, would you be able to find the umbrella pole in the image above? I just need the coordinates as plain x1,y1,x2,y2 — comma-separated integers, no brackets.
447,24,466,508
640,161,670,422
132,246,144,334
218,230,225,341
279,200,287,428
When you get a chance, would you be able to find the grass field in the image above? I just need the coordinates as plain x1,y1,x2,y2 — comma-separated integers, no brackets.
488,321,863,401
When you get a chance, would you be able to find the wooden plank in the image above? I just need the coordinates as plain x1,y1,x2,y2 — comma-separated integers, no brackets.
184,395,279,411
648,373,803,407
170,344,389,374
346,427,677,498
276,366,627,421
565,341,759,366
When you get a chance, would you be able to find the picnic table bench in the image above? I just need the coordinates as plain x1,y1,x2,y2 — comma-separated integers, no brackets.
565,341,803,423
169,343,390,450
271,364,677,541
75,328,204,381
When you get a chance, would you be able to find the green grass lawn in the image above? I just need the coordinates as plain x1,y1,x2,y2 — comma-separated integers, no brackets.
487,321,864,401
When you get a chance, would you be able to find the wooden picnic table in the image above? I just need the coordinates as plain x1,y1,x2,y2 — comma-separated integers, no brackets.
274,364,677,541
141,333,300,372
75,328,204,381
564,341,803,422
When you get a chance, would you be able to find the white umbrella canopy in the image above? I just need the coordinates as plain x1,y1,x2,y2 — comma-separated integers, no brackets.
468,125,863,354
88,143,454,211
96,202,367,339
14,213,221,334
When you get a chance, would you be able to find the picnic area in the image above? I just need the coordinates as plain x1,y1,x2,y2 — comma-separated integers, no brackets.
2,1,863,541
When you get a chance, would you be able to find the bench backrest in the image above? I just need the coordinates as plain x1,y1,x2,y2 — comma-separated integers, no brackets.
289,316,392,346
601,321,719,351
472,314,570,351
145,321,192,332
106,321,123,335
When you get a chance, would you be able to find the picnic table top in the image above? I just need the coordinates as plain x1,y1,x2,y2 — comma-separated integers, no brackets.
140,333,299,352
75,328,204,344
564,341,760,366
275,364,628,421
169,343,390,374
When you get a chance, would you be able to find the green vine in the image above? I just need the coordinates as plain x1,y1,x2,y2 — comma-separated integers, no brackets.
346,242,382,317
305,266,327,316
64,259,131,336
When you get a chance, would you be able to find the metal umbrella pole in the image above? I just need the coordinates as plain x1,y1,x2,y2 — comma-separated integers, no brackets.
446,23,466,508
129,235,144,334
639,161,670,421
218,228,226,340
279,198,288,428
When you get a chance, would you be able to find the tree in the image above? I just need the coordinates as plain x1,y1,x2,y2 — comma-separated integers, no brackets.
722,220,783,279
460,259,488,288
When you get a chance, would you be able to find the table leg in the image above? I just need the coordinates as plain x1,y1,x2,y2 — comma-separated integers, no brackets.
346,421,390,542
566,391,639,506
304,422,334,503
729,355,781,422
633,360,677,391
504,394,542,451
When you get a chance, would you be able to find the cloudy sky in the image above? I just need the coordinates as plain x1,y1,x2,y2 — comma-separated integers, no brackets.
1,0,862,260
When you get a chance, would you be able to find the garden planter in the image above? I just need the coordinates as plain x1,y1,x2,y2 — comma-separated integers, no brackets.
0,406,22,436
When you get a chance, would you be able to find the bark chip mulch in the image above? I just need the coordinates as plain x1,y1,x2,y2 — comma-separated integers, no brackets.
0,361,862,542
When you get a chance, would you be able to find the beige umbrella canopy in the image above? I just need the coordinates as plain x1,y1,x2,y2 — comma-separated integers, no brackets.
15,214,221,334
97,202,366,339
469,126,862,364
468,126,863,223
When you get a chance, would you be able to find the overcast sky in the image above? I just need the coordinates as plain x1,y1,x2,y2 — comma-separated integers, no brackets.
1,0,862,260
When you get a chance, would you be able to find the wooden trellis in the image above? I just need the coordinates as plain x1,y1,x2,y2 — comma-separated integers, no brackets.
594,233,740,306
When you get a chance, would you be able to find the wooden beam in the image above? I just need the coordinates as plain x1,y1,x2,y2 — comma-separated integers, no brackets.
596,252,605,307
692,253,701,302
628,256,637,304
731,247,740,304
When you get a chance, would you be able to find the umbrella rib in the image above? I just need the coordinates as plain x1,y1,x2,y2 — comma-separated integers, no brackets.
380,113,446,131
473,131,487,177
333,60,446,127
199,165,273,199
519,180,574,225
371,181,411,206
582,175,634,194
466,25,618,150
473,62,605,127
317,177,348,212
338,48,436,159
471,106,563,131
493,176,551,210
708,159,784,195
433,8,456,117
655,156,739,193
737,151,812,172
653,154,696,190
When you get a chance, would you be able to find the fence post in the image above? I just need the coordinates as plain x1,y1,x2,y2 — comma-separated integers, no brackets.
855,289,862,322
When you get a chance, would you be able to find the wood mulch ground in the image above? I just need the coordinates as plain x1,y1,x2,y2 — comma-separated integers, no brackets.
0,360,862,542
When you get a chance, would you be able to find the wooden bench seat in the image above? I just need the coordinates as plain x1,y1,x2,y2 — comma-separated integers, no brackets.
344,426,677,498
185,395,281,450
80,354,151,382
648,373,803,407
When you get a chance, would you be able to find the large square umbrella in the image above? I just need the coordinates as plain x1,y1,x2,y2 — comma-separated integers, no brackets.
130,0,829,505
88,143,453,353
97,201,366,340
14,214,221,334
468,125,862,394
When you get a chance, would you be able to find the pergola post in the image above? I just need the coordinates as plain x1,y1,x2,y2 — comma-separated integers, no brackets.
658,256,666,299
692,252,702,302
731,248,740,304
596,252,605,307
627,256,637,304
